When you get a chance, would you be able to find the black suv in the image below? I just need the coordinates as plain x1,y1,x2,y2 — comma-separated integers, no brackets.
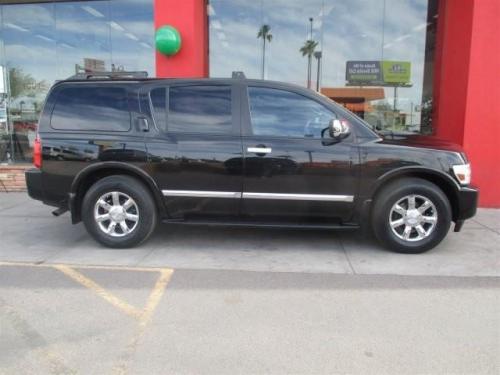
26,72,478,253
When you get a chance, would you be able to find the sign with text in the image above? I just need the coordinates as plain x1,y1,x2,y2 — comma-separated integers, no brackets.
346,60,411,86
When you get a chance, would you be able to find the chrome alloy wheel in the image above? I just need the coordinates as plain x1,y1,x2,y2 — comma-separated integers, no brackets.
389,194,438,242
93,192,139,237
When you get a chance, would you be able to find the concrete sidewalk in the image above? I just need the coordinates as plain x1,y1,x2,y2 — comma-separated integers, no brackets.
0,193,498,277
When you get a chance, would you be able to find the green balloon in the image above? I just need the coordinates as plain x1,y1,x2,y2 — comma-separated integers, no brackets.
155,26,182,56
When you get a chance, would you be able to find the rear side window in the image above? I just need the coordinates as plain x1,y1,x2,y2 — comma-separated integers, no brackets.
168,85,232,134
150,87,167,131
51,86,130,132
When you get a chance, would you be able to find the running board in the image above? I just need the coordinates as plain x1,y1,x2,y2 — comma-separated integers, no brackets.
162,219,359,230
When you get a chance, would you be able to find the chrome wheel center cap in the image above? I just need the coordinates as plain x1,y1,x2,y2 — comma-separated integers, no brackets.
405,209,421,226
110,206,126,222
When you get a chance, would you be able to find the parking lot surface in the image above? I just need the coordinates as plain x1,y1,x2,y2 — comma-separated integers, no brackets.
1,193,499,374
1,193,499,277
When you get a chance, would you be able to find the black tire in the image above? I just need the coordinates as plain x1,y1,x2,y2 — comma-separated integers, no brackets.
372,178,452,254
82,175,157,248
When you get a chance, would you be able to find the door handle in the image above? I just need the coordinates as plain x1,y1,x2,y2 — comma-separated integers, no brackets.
247,147,272,154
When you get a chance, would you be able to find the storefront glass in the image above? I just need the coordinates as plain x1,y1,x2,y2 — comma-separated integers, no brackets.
209,0,438,135
0,0,154,164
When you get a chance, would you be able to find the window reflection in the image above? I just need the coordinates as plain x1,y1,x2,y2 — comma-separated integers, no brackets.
209,0,438,135
248,87,334,138
51,86,130,132
0,0,154,163
168,86,232,134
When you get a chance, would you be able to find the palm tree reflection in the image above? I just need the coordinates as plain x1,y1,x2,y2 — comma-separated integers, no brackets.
257,24,273,80
300,40,318,89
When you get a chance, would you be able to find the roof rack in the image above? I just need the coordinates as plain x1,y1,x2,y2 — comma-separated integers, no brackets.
66,71,148,80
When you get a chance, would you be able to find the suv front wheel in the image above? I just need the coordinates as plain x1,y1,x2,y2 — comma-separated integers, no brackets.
372,178,452,253
82,175,157,248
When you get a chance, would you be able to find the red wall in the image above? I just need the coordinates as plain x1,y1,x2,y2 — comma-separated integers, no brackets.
434,0,500,207
154,0,208,78
462,0,500,207
433,0,474,145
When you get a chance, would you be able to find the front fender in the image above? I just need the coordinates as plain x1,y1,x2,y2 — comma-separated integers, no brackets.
369,166,461,198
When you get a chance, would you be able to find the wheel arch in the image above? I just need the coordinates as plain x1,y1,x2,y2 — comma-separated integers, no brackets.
369,167,461,221
69,162,167,224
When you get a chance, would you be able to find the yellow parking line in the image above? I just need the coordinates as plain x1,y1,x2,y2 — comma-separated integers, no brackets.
139,269,173,327
1,260,175,375
112,268,174,375
53,265,143,320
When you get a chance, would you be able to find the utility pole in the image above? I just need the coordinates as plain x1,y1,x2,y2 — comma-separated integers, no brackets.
314,51,322,92
393,86,398,131
308,17,313,89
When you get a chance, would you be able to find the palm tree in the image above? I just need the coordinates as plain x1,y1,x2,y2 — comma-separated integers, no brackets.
257,24,273,79
300,39,318,89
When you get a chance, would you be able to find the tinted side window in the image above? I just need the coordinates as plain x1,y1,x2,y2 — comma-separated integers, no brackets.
248,87,335,138
51,86,130,132
150,87,167,131
168,85,232,134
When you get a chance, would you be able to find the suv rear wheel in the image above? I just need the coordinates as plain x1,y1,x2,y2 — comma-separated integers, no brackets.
82,175,157,248
372,178,451,253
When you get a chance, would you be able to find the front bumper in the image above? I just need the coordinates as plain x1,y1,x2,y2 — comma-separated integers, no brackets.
25,168,44,202
456,186,478,221
454,186,478,232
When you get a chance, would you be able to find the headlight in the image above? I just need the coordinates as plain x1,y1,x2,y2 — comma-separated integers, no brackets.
452,163,471,185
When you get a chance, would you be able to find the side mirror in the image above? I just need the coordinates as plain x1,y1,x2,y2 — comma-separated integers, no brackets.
329,119,350,139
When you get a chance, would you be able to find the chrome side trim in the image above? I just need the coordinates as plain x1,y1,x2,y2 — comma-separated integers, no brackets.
162,190,354,202
242,192,354,202
162,190,241,198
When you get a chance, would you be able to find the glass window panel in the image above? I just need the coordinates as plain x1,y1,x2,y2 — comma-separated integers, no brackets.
168,86,232,134
209,0,438,135
150,87,167,131
261,0,324,86
0,0,154,163
55,1,112,79
109,0,155,74
0,7,8,162
248,87,335,138
379,0,436,134
1,3,56,162
209,0,262,79
51,86,130,132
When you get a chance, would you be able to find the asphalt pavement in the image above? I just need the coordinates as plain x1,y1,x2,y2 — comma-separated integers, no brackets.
0,193,499,374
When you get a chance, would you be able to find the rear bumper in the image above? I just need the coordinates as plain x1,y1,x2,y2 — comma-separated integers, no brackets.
25,168,44,202
455,186,478,221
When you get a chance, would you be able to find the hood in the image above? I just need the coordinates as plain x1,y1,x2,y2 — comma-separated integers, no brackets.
378,132,464,153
